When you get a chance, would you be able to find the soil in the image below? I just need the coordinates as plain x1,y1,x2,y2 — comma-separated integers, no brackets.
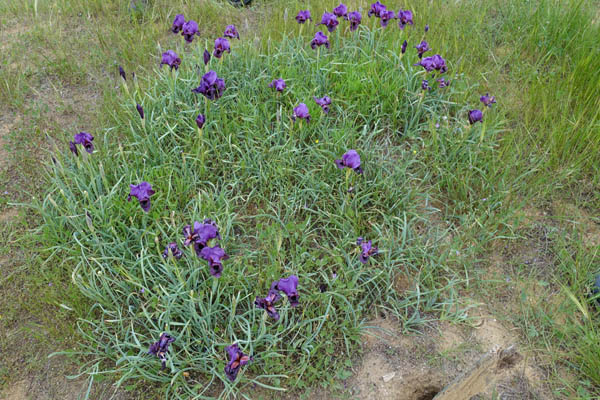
339,314,547,400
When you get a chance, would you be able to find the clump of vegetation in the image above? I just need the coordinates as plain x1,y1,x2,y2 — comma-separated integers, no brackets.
37,3,502,397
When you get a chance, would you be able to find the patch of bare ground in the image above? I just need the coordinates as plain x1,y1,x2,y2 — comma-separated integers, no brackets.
338,313,547,400
0,114,18,172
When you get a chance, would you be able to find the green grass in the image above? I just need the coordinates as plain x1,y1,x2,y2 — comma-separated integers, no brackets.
1,0,599,398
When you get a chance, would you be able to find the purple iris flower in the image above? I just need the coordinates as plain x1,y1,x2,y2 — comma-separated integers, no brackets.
224,24,240,39
69,141,78,156
183,219,221,254
73,132,94,154
148,333,175,369
160,50,181,70
335,149,363,174
357,237,379,264
213,37,231,58
203,49,211,65
162,242,183,259
415,40,431,58
181,20,199,43
195,219,221,246
421,79,430,90
347,11,361,31
333,4,348,18
292,103,310,123
199,245,229,277
480,93,496,107
317,12,339,32
192,70,226,100
118,65,126,81
368,1,386,18
268,78,286,92
127,181,155,212
397,10,414,29
401,40,407,54
296,10,312,24
468,109,483,124
196,114,206,129
224,344,252,381
273,275,299,307
255,285,282,320
415,54,447,73
425,24,429,32
136,104,144,119
379,9,395,27
310,31,330,49
172,14,185,33
437,78,450,87
314,96,332,113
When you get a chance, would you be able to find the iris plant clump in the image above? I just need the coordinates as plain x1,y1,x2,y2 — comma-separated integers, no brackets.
53,3,499,395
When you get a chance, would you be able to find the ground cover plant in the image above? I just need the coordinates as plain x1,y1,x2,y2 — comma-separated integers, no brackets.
1,0,599,399
34,4,503,398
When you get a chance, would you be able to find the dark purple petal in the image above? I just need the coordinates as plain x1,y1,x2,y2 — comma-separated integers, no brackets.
368,1,386,18
296,10,312,24
136,104,144,119
348,11,361,31
468,109,483,124
194,219,221,246
380,10,395,27
314,96,331,113
160,50,181,70
333,3,348,18
181,20,199,43
118,65,126,81
268,78,286,92
415,40,431,58
199,245,229,277
224,24,240,39
401,40,408,54
196,114,206,129
317,12,339,32
359,239,379,263
192,70,225,100
163,242,183,259
213,37,231,58
148,333,175,370
421,79,430,91
128,181,155,212
69,141,78,156
414,54,447,73
397,9,414,29
310,31,330,49
172,14,185,33
425,24,429,32
224,344,252,381
74,132,94,153
274,275,299,307
437,78,450,88
203,49,211,65
480,93,496,107
336,149,361,173
292,103,310,123
255,289,282,320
